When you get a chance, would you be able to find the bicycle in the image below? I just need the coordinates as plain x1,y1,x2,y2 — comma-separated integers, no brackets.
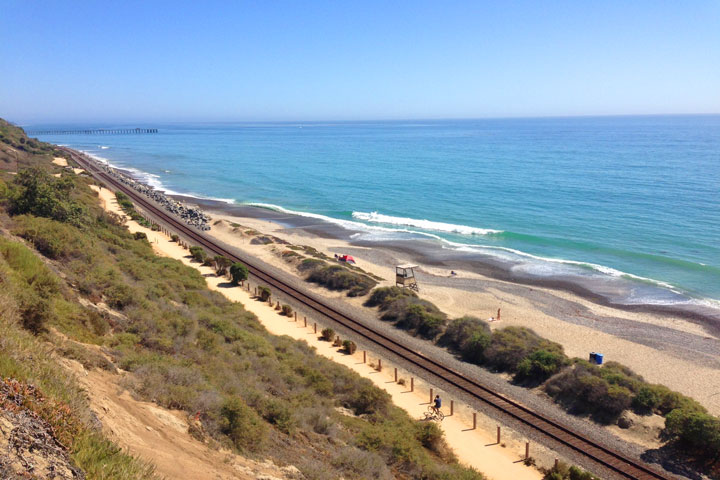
424,405,444,422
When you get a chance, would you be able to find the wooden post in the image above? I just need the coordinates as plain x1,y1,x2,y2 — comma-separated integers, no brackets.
497,426,501,444
410,377,414,392
525,442,530,460
394,367,397,382
363,351,366,363
430,388,433,403
313,322,317,333
294,312,297,321
473,413,477,430
254,287,257,296
450,400,454,416
377,359,382,371
303,316,307,327
554,459,559,470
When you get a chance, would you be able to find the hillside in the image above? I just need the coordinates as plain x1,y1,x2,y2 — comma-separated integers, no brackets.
0,120,484,479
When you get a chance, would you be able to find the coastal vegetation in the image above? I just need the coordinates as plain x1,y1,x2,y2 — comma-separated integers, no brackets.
299,257,377,297
365,287,720,467
0,126,485,478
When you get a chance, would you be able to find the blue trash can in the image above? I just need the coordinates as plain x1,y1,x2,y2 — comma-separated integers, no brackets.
595,353,604,365
589,352,597,363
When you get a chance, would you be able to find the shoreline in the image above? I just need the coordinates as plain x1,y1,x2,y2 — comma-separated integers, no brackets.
72,149,720,414
173,193,720,333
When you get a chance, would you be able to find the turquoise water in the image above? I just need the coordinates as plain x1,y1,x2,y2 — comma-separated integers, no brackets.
34,116,720,307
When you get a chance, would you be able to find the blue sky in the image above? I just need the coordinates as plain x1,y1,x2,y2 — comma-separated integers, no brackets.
2,1,719,122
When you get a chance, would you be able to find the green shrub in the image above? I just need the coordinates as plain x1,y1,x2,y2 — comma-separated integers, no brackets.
633,383,706,416
18,294,53,334
542,461,599,480
439,316,491,364
8,167,88,226
321,328,335,342
281,304,293,317
105,283,136,310
189,246,206,263
365,286,417,308
664,409,720,459
258,286,271,301
306,264,377,297
219,396,267,452
484,327,565,373
150,224,160,231
229,262,248,285
170,234,179,242
343,340,357,354
133,231,147,241
514,349,569,385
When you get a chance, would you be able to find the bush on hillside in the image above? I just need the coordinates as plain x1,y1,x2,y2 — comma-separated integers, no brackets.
343,340,357,354
544,361,633,422
664,408,720,460
514,349,569,385
133,231,147,241
439,316,492,364
542,461,600,480
304,262,377,297
364,286,417,308
484,326,565,373
219,396,268,452
8,167,87,225
171,234,179,242
281,304,293,317
229,262,248,285
633,383,706,416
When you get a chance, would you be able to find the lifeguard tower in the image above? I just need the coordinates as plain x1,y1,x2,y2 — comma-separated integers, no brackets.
395,264,419,291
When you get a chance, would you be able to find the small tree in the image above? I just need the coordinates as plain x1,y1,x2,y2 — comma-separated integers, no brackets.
171,234,179,242
213,255,232,276
281,304,293,317
133,231,148,241
189,246,206,263
230,262,249,285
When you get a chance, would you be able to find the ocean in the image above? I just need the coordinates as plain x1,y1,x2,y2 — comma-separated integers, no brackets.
32,116,720,313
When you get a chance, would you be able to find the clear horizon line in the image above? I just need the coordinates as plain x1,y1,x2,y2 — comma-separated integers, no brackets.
16,111,720,127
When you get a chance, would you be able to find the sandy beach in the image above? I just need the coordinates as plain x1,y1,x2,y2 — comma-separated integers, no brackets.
192,204,720,417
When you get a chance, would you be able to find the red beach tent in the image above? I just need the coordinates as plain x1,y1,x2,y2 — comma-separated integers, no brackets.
339,255,356,264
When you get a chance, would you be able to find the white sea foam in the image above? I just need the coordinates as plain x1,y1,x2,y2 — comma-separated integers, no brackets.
100,146,110,149
352,211,502,235
81,150,235,204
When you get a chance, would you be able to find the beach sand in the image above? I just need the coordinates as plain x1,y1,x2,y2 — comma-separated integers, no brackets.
91,185,544,479
201,210,720,416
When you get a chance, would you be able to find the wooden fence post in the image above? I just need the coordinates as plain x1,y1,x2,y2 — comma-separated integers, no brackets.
450,400,454,416
430,388,433,403
313,322,317,333
473,413,477,430
410,377,414,392
363,351,366,363
303,316,307,327
377,359,382,371
497,426,501,444
394,367,397,382
525,442,530,460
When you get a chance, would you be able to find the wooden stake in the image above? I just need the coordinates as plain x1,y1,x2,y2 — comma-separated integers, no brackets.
303,316,307,327
525,442,530,460
554,459,559,470
450,400,454,416
313,322,317,333
377,359,382,371
497,426,501,444
410,377,414,392
394,367,397,382
294,312,297,321
430,388,433,403
363,351,366,363
473,413,477,430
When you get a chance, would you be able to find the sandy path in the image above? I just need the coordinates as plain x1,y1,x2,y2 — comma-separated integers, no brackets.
90,186,543,479
63,360,292,480
204,214,720,415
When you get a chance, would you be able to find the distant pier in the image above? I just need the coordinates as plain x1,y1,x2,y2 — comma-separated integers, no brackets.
28,128,158,135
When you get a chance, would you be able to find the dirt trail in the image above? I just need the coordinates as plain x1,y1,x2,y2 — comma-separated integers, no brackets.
90,185,543,480
63,359,297,480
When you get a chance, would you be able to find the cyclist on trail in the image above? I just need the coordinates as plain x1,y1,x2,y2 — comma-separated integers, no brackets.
432,395,442,415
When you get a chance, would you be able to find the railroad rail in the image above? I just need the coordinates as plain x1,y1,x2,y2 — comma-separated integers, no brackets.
65,147,672,480
30,128,157,135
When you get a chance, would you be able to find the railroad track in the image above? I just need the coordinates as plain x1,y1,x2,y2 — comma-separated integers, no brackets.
65,147,671,480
